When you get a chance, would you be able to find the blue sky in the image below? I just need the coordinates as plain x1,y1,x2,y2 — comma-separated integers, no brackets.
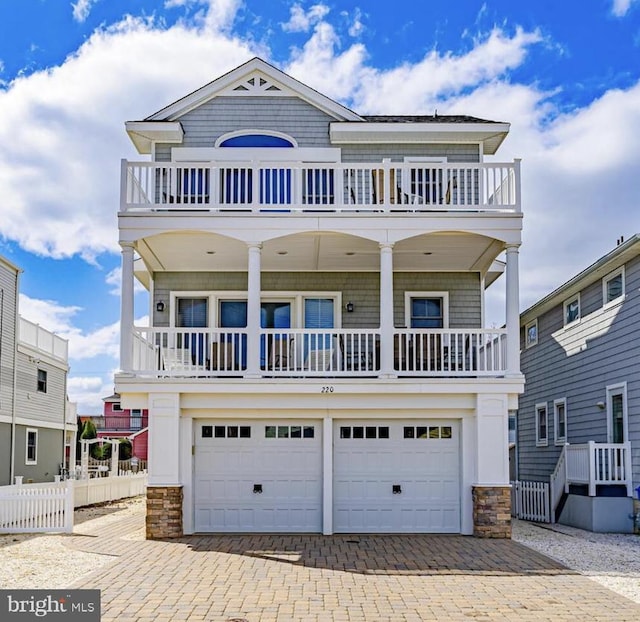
0,0,639,413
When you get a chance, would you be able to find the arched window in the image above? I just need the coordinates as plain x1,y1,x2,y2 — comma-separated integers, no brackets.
216,130,297,148
219,134,295,148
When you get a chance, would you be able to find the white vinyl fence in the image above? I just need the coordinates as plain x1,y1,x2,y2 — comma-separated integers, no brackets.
511,480,551,523
0,473,147,534
0,480,74,533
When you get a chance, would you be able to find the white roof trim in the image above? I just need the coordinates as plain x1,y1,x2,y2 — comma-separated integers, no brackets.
125,121,184,155
330,122,510,154
145,57,363,123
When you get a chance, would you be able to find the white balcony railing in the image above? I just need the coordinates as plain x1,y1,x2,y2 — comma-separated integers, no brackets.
565,441,633,497
128,327,507,379
18,316,68,362
121,160,521,213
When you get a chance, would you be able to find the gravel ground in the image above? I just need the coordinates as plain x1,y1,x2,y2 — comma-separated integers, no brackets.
0,496,145,589
1,499,639,606
512,518,640,604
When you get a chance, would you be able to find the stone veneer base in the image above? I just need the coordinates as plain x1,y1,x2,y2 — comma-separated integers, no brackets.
146,485,183,539
472,485,512,538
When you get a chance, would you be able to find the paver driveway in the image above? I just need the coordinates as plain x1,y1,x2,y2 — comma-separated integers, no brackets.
66,508,640,621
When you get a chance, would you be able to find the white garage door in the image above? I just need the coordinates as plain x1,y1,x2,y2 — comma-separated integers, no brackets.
334,420,460,533
194,420,322,532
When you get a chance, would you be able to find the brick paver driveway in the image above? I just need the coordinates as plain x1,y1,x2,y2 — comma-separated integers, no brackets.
67,509,640,621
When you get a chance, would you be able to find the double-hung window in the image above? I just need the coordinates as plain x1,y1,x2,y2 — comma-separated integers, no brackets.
37,369,47,393
554,399,567,445
603,267,624,305
525,320,538,348
563,295,580,326
535,403,548,447
26,428,38,465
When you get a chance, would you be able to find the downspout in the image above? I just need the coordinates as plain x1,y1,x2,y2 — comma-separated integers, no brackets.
61,366,68,477
10,270,21,483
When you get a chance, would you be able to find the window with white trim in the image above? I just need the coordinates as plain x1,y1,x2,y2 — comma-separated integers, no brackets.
26,428,38,465
525,319,538,348
554,399,567,445
535,403,548,446
603,267,625,305
563,295,580,326
405,292,449,328
606,383,627,443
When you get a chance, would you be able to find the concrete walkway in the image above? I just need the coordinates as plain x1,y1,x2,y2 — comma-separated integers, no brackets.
66,504,640,621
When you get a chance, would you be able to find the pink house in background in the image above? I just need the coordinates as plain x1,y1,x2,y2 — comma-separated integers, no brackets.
99,393,149,461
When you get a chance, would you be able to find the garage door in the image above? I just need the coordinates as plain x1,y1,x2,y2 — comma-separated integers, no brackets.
334,420,460,533
194,420,322,532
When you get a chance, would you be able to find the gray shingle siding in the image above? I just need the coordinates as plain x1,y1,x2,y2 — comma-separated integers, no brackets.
153,271,481,328
152,95,479,163
518,254,640,487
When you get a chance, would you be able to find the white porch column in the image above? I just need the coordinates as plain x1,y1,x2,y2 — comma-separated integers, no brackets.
379,242,395,377
505,244,521,377
119,243,135,372
246,242,262,377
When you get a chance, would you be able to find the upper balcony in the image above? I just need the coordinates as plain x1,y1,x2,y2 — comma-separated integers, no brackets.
18,316,68,364
120,160,520,215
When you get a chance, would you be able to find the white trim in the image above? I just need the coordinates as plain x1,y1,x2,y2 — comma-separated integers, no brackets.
553,398,567,445
168,290,343,329
25,428,38,465
147,58,363,123
525,319,538,348
563,293,581,327
401,157,448,204
214,129,298,148
535,402,548,447
404,292,449,329
602,266,625,307
606,382,628,443
171,146,341,162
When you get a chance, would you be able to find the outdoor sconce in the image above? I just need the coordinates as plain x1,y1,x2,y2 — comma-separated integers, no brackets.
596,401,606,410
345,301,355,313
392,484,402,494
156,301,165,313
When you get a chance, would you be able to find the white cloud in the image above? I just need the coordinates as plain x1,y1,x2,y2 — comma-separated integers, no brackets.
67,374,115,413
2,0,640,332
282,3,330,33
105,265,147,296
611,0,638,16
71,0,98,23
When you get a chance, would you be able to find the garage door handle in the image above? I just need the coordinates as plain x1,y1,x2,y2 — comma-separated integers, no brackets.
253,484,263,494
393,484,402,494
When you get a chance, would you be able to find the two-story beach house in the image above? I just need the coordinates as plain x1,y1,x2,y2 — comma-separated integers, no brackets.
0,255,74,485
517,236,640,532
115,58,524,538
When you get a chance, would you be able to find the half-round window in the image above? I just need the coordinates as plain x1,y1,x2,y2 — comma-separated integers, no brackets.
218,133,295,148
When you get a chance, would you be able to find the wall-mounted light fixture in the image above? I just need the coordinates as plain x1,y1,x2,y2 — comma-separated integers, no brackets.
345,301,354,313
596,401,606,410
156,301,165,313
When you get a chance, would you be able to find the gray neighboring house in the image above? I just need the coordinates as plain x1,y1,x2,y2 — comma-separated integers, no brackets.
517,235,640,532
0,255,75,485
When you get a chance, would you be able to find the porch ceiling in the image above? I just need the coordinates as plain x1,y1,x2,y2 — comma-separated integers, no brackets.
134,231,504,282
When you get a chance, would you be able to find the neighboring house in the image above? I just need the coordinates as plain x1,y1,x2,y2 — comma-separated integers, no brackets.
517,235,639,532
115,57,524,538
99,393,148,461
0,254,74,485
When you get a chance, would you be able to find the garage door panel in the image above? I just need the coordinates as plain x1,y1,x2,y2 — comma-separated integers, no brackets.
195,420,322,532
334,420,460,533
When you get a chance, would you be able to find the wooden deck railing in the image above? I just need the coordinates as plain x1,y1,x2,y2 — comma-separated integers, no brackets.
565,441,633,496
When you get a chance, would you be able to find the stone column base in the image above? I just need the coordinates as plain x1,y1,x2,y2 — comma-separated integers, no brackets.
472,485,512,538
146,485,183,539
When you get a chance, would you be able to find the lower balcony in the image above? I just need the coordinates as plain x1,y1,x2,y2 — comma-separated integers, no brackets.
129,327,507,379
